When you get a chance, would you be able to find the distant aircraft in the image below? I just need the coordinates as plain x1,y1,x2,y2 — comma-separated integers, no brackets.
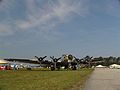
4,56,52,68
4,54,79,70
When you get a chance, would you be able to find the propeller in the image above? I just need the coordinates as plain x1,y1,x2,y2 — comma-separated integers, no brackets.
74,56,80,63
50,56,61,62
35,56,47,62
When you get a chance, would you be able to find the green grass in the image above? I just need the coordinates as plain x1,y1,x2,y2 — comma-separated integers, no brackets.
0,69,93,90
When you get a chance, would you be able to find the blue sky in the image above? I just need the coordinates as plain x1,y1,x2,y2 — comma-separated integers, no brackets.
0,0,120,58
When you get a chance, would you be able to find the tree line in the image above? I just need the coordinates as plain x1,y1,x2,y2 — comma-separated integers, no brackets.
92,56,120,66
81,56,120,67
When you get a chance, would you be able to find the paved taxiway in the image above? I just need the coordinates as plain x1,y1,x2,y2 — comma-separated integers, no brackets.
84,68,120,90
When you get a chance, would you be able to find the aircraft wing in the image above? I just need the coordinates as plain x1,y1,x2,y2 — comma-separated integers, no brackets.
4,58,40,64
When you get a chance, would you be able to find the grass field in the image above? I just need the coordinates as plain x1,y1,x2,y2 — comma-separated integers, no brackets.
0,69,93,90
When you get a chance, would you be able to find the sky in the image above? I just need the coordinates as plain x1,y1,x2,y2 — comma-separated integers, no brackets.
0,0,120,58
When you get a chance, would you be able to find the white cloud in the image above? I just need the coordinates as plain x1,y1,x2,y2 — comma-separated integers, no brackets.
0,0,89,37
3,0,120,38
17,0,89,30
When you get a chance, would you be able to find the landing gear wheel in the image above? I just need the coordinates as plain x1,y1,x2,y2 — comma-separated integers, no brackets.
51,66,55,71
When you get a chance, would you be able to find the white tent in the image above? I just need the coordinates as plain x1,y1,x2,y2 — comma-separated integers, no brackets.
0,59,8,64
96,65,106,68
109,64,120,69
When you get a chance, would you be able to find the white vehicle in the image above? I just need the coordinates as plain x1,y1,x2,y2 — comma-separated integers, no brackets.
109,64,120,69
